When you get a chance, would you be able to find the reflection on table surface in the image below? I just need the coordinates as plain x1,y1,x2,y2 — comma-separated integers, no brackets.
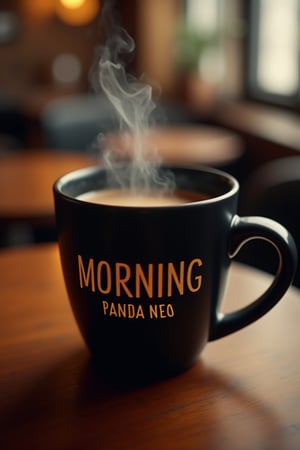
0,243,299,450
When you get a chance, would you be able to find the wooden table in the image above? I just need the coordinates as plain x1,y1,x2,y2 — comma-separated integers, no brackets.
0,150,95,226
0,244,299,450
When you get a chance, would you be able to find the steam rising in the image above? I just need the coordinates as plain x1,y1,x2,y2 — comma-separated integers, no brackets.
92,5,174,193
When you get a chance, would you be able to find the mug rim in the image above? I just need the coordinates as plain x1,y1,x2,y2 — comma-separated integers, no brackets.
53,164,239,209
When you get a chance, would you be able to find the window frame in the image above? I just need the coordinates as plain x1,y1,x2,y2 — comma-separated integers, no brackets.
244,0,300,112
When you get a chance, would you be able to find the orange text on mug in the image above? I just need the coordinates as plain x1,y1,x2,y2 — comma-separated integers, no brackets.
101,300,175,320
77,255,204,319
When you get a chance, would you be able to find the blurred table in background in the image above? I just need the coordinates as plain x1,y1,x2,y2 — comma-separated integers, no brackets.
147,126,243,167
0,127,241,226
106,125,244,170
0,126,243,247
0,150,95,246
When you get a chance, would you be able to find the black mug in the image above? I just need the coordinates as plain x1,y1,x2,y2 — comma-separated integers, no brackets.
53,165,297,381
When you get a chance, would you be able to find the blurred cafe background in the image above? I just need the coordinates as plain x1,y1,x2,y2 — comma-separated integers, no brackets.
0,0,300,286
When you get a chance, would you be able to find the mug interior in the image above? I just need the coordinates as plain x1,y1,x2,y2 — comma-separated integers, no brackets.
54,165,238,203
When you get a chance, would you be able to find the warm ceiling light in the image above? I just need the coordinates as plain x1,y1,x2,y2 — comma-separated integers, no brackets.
59,0,86,9
56,0,100,26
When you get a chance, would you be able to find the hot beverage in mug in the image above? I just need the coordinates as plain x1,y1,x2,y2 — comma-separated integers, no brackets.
77,188,210,206
53,165,297,382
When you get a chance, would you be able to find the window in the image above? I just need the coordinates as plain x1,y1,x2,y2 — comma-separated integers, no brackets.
186,0,219,34
184,0,224,82
246,0,300,109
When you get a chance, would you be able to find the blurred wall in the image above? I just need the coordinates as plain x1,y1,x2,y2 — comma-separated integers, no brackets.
0,0,100,96
0,0,243,114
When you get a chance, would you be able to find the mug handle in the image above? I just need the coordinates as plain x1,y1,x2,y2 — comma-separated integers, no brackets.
209,215,298,340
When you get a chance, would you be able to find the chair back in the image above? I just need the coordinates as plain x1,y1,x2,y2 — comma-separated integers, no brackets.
239,156,300,287
41,94,119,152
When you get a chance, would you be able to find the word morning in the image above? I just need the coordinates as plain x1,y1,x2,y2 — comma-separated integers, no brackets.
78,255,203,299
